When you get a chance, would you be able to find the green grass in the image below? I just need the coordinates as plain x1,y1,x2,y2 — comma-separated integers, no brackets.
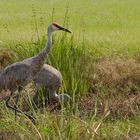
1,0,140,58
0,0,140,139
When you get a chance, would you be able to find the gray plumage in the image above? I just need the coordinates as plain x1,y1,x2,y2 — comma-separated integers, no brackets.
33,64,71,106
0,23,71,120
34,64,62,96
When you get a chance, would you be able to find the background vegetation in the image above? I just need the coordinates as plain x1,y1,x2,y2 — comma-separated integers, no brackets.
0,0,140,139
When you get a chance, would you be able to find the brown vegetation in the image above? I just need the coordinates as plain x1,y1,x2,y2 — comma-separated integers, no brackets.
92,58,140,94
83,57,140,118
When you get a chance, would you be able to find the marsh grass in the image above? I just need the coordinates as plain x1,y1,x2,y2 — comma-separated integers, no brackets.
1,1,140,139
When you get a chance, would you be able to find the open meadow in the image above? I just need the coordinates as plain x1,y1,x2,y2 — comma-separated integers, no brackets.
0,0,140,139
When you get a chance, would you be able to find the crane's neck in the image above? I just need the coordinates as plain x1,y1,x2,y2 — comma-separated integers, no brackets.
46,28,53,53
36,28,52,62
30,28,53,75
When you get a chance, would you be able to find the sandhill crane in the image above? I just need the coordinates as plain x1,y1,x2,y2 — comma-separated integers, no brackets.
0,23,71,121
33,64,71,108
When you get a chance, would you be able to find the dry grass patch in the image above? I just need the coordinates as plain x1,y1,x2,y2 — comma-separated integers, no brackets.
83,58,140,118
109,94,140,119
90,58,140,95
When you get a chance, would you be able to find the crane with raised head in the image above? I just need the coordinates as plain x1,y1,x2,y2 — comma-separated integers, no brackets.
0,23,71,121
33,64,71,108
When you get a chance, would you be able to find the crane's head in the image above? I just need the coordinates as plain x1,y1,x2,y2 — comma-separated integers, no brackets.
49,23,71,33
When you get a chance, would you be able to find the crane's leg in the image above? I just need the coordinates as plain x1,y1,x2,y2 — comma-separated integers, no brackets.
32,90,39,109
13,95,19,121
6,93,36,124
5,92,14,111
45,88,50,106
13,87,22,121
6,93,21,117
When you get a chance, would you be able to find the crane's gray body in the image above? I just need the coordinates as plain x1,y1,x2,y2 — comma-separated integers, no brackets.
34,64,62,93
33,64,71,104
0,56,45,93
33,64,62,105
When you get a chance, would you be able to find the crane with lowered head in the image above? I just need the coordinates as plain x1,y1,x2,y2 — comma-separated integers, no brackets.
33,64,71,108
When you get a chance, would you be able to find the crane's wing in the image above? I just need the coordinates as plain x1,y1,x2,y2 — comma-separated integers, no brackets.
34,64,62,89
0,62,32,91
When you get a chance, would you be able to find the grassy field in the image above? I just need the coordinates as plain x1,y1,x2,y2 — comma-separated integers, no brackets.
0,0,140,139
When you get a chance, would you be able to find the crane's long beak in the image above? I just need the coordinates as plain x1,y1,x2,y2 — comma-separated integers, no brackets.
59,26,71,33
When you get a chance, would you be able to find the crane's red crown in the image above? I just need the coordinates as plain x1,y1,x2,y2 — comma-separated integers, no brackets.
52,23,61,28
